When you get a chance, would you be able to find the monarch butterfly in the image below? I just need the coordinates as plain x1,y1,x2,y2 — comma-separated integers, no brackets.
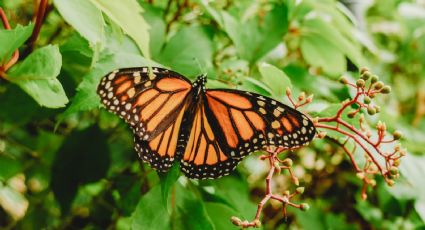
97,67,315,179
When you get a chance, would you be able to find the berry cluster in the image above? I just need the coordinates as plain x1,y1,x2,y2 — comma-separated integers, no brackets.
316,67,404,198
232,68,404,228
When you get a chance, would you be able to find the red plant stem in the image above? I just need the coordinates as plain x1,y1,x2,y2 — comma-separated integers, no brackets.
340,142,361,172
27,0,48,50
2,51,19,71
336,118,387,159
239,148,303,228
316,87,389,161
0,7,11,29
287,93,297,107
315,123,386,176
0,7,19,76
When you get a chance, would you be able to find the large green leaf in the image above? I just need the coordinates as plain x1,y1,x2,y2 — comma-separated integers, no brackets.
131,185,170,230
176,189,214,230
7,45,68,108
0,156,22,181
258,63,292,97
211,176,258,220
140,3,166,58
0,23,33,64
300,33,346,76
89,0,151,60
300,17,365,74
204,3,288,63
159,163,181,214
158,26,214,77
53,0,105,46
61,51,150,118
396,154,425,223
205,202,240,230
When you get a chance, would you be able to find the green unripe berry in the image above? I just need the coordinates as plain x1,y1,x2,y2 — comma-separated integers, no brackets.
230,216,242,226
360,67,369,74
390,166,399,175
282,159,293,167
364,96,371,104
356,79,365,87
254,220,261,228
371,75,379,83
347,111,356,118
296,187,305,194
393,159,401,167
393,130,402,140
367,106,376,115
374,81,384,90
361,71,371,80
300,203,310,211
339,76,348,84
356,172,365,179
374,105,381,113
381,86,391,94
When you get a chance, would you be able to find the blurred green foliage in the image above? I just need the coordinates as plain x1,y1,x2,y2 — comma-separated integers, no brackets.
0,0,424,229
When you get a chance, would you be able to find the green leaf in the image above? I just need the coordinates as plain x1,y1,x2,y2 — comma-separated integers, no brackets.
301,17,365,73
205,202,239,230
51,125,110,213
0,156,22,181
0,23,33,64
300,33,346,76
177,193,214,230
159,163,181,214
131,185,170,230
158,26,214,78
396,154,425,223
140,3,166,58
61,51,152,118
241,76,273,96
206,3,288,62
89,0,151,60
211,176,258,220
53,0,105,46
283,64,339,100
355,197,384,226
113,174,142,216
258,63,292,97
7,45,68,108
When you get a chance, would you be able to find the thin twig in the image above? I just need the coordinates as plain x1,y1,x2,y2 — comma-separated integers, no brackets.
26,0,48,52
0,7,19,77
165,0,189,32
0,7,11,29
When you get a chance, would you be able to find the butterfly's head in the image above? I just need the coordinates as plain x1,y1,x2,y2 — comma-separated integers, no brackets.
193,74,207,94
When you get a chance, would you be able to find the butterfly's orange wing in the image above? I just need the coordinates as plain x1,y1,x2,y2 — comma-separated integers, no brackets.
133,103,187,171
179,89,315,179
204,89,316,159
97,67,192,171
180,104,241,179
97,67,192,141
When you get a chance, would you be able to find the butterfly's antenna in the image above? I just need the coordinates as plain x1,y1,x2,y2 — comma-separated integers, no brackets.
194,58,207,76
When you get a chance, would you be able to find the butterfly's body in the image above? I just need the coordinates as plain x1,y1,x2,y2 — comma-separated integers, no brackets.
98,67,315,179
